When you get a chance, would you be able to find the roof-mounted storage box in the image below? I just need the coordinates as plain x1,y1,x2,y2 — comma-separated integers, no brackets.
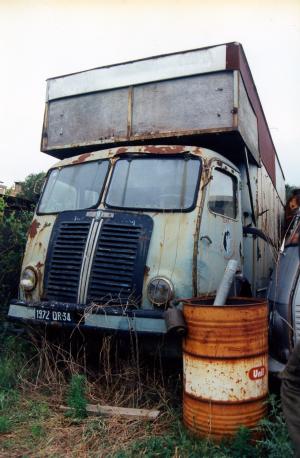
41,42,281,188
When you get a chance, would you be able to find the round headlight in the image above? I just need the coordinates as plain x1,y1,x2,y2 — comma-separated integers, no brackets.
20,267,37,292
147,276,174,307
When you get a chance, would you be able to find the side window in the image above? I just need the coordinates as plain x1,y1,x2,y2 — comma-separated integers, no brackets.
208,168,238,219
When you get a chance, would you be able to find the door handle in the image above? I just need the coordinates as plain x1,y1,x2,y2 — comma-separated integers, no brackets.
200,235,212,245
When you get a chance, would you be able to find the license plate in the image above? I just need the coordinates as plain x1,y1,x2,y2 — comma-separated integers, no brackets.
35,308,75,323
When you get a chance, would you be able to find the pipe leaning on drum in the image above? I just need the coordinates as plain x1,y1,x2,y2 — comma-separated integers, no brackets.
213,259,238,306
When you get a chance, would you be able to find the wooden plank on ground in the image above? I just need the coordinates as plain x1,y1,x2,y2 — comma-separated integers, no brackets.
60,404,160,420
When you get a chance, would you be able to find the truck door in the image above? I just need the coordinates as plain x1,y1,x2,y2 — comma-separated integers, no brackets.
197,162,242,295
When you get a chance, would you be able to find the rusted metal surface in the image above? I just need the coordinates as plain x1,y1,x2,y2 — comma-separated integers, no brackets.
28,219,41,239
19,146,253,310
42,45,261,174
182,297,268,439
196,158,243,296
21,214,56,302
183,297,268,357
183,394,266,439
226,42,284,189
115,145,187,155
16,143,283,343
41,42,285,209
143,145,186,154
44,127,236,159
71,152,92,164
192,158,210,296
127,86,133,138
40,102,49,152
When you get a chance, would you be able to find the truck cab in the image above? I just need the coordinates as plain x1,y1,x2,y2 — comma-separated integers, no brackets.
9,145,244,335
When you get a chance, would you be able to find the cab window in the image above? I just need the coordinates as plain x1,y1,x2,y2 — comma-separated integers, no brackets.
208,168,238,219
38,160,109,214
105,156,201,211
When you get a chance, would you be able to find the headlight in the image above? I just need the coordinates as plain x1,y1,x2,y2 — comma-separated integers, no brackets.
20,267,37,291
147,276,174,307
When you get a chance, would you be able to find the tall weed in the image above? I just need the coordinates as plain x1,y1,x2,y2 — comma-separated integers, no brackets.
67,374,87,419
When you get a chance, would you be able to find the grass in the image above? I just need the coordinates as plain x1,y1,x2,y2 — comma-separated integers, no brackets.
0,331,294,457
116,400,294,458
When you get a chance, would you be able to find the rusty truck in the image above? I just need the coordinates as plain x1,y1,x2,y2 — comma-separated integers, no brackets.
8,43,285,361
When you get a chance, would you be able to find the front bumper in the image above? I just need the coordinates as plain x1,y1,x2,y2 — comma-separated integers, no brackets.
8,300,167,335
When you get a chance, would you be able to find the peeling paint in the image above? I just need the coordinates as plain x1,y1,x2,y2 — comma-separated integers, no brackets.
144,145,186,154
28,219,41,239
183,297,268,439
116,147,129,155
71,152,92,164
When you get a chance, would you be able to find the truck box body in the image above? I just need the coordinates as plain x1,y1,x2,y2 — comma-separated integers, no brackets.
8,43,287,362
42,42,284,202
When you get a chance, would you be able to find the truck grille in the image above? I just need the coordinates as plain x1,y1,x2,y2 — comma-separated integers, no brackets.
87,222,143,305
44,211,153,305
44,216,91,302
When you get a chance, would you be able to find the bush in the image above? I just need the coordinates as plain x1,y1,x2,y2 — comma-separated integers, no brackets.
0,336,26,391
0,197,32,312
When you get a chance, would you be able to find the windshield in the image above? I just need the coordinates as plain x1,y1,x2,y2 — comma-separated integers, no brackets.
38,160,109,213
105,156,201,210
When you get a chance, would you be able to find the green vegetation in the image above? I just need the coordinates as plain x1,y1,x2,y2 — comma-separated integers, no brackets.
16,172,46,205
117,398,293,458
67,374,87,419
0,197,32,310
0,334,294,457
0,171,45,315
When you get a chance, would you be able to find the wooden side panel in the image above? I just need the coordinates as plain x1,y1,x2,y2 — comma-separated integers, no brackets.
47,88,129,148
45,72,235,151
226,43,278,187
132,73,234,135
238,74,259,163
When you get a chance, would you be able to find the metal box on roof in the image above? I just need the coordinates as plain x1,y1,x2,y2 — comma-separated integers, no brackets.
41,42,282,189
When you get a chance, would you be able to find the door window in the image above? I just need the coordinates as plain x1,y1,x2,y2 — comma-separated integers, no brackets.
208,168,238,219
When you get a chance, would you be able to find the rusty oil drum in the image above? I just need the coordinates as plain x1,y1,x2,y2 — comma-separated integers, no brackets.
182,297,268,439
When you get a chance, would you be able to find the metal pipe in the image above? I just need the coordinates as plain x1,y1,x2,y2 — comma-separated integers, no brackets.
213,259,238,306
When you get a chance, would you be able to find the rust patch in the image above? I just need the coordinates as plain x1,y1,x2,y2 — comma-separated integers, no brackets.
192,147,204,156
28,219,40,239
35,261,44,297
40,222,51,232
183,297,268,358
71,152,92,164
36,261,44,270
144,265,150,277
183,295,268,439
116,147,129,155
145,146,186,154
183,392,267,440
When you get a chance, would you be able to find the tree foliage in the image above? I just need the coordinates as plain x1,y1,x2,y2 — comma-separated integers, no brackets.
17,172,46,204
0,197,32,310
0,171,46,314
